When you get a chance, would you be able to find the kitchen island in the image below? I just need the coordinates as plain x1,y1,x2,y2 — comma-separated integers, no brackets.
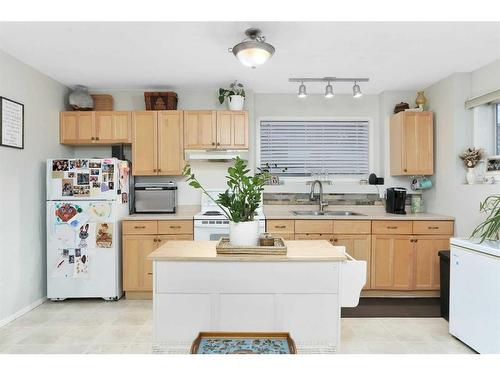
147,240,366,351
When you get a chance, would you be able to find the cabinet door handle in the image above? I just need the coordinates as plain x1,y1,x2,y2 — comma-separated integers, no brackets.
217,142,221,146
333,238,338,242
404,169,407,172
134,225,146,229
147,272,153,275
91,136,95,140
212,142,215,146
158,169,161,172
96,136,100,140
387,226,398,229
274,225,286,229
169,225,181,229
428,226,439,230
157,239,162,242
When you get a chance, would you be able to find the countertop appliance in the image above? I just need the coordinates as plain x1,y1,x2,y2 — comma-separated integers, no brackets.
385,187,407,214
134,182,177,213
46,158,130,300
449,238,500,353
194,189,266,241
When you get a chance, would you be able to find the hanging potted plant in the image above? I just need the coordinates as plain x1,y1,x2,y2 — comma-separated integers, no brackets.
471,195,500,242
218,80,246,111
459,147,483,184
183,157,269,246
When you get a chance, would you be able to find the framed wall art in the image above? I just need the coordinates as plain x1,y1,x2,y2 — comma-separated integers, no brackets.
0,96,24,149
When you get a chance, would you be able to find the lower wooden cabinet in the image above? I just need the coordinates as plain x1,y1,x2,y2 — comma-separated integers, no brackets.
413,235,450,290
122,220,193,298
332,235,371,290
371,235,413,290
123,235,157,292
371,234,451,290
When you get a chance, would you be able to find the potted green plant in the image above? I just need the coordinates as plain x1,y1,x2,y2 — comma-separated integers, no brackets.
183,157,269,246
471,195,500,242
218,80,245,111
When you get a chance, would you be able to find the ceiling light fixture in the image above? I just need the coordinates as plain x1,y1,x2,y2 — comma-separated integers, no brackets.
289,77,369,98
229,28,275,69
325,81,334,98
298,82,307,98
352,81,362,98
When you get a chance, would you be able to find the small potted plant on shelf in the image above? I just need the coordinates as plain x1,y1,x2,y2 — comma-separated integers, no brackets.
471,195,500,242
218,80,245,111
459,147,483,184
183,157,269,246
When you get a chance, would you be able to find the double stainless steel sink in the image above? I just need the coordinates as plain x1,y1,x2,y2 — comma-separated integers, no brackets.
292,210,365,216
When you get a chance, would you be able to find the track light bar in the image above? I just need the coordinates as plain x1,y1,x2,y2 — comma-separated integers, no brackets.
288,77,369,83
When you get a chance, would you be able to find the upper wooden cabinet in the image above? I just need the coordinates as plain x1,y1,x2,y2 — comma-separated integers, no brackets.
390,111,434,176
184,110,217,149
216,111,249,149
95,111,132,143
132,111,185,176
184,110,249,150
60,111,95,144
60,111,131,144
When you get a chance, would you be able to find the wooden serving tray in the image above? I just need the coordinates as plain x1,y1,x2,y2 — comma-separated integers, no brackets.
216,237,287,255
191,332,296,354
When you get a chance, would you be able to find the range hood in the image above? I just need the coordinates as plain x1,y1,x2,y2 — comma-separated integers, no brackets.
185,149,249,162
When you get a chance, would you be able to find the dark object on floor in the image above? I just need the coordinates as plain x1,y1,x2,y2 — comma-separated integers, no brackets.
341,298,441,318
191,332,296,354
439,250,451,321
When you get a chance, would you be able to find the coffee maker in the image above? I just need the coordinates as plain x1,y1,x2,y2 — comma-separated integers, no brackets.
385,187,407,214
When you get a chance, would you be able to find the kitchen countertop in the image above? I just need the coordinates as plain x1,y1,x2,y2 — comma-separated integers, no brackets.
148,240,347,261
123,205,200,221
263,205,455,221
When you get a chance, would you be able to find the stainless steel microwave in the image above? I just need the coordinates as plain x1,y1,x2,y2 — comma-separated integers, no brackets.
134,182,177,213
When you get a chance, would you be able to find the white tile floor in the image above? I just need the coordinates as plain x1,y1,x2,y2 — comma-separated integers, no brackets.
0,299,475,354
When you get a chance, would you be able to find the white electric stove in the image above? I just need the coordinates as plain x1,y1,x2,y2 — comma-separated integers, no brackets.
194,189,266,241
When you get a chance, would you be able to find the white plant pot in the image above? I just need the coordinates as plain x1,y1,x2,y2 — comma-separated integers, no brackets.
228,95,245,111
229,220,259,246
466,168,476,184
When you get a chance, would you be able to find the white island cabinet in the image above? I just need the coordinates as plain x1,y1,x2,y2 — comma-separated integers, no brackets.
148,240,366,352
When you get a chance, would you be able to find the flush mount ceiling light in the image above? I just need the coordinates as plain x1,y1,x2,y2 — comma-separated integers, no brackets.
298,82,308,98
229,28,275,69
289,77,369,98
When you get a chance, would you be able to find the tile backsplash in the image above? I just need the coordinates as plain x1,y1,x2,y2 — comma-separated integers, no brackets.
264,193,413,206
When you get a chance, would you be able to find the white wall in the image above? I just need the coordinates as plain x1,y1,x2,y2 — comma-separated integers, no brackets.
0,50,70,323
423,60,500,236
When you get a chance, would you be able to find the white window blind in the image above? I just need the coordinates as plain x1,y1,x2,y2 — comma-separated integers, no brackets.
260,120,369,175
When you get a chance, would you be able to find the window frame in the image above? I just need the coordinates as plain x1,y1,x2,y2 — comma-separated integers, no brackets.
255,116,375,182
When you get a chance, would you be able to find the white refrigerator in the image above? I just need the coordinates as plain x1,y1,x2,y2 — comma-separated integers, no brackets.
46,158,130,301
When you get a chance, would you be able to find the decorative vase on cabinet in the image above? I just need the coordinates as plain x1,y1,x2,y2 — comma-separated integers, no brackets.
466,168,476,184
228,95,245,111
69,85,94,110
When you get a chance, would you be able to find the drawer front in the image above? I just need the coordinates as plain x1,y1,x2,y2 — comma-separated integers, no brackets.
334,220,371,234
295,220,333,234
266,220,295,233
158,220,193,235
413,220,453,235
372,220,412,234
156,261,339,294
122,220,158,235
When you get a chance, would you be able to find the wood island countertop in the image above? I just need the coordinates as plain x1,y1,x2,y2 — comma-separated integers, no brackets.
147,240,348,261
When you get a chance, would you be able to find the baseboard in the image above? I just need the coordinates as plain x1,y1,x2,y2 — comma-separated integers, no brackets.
361,290,440,298
0,296,47,328
125,291,152,300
